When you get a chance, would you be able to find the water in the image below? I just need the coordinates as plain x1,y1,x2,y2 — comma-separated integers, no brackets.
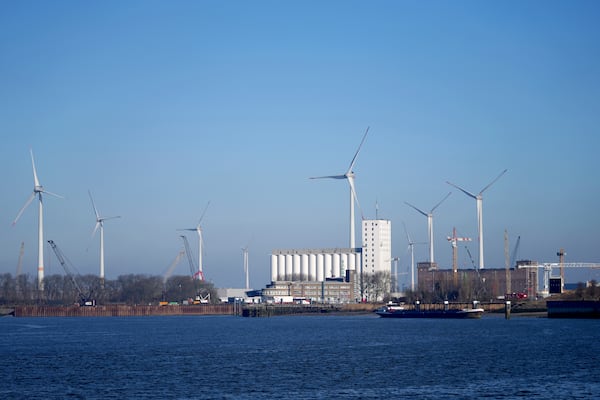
1,314,599,399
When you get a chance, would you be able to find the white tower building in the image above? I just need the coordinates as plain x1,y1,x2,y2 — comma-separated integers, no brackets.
361,219,392,276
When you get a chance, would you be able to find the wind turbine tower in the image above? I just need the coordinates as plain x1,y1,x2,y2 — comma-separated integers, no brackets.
13,150,62,291
447,169,507,269
405,192,451,265
178,201,210,281
310,127,369,249
403,222,426,292
242,245,249,290
89,190,120,287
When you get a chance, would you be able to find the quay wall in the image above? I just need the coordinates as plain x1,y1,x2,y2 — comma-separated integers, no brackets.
13,304,234,317
547,300,600,318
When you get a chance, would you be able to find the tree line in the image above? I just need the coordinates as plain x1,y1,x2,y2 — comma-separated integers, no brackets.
0,273,218,306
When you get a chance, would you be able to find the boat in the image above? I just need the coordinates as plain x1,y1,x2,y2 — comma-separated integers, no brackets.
375,301,484,319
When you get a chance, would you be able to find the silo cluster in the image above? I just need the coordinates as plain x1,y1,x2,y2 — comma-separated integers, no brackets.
270,248,361,282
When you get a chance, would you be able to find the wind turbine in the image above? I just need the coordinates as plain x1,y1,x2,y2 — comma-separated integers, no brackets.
242,244,249,290
178,201,210,281
403,222,426,292
89,190,120,287
310,127,369,249
13,150,62,292
404,192,451,265
447,169,507,269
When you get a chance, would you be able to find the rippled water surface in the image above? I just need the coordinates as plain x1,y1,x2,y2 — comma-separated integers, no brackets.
1,314,599,399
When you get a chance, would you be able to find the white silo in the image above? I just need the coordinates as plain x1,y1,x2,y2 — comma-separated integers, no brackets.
333,253,341,277
278,254,286,281
348,252,356,271
293,254,301,281
341,253,348,278
271,254,278,282
301,254,309,281
285,254,293,281
317,253,324,281
324,254,333,279
355,253,362,275
309,253,317,281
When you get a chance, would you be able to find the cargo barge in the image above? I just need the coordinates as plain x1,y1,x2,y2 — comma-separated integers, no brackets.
375,301,484,319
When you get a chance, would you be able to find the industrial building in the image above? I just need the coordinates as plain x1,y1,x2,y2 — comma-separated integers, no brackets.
362,219,392,276
262,219,392,303
417,262,539,300
269,248,361,282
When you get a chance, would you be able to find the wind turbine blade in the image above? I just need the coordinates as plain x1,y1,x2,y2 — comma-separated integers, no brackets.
30,149,40,188
197,201,211,226
309,174,346,180
404,201,428,217
103,216,121,221
446,181,477,199
91,221,101,238
348,177,364,220
346,126,369,174
430,192,452,213
42,190,63,199
13,192,36,225
479,169,508,195
402,221,412,244
88,190,100,219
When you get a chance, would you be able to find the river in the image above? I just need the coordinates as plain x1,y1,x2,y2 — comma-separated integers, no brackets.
1,314,598,399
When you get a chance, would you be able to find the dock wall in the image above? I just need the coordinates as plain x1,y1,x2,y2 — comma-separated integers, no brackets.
13,304,234,317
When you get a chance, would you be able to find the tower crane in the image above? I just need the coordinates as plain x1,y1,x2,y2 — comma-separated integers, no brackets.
447,228,471,286
47,240,95,306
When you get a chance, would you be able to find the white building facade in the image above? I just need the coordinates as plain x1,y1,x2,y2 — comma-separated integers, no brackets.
361,219,392,276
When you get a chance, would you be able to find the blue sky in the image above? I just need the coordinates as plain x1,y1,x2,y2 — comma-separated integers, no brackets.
1,1,599,289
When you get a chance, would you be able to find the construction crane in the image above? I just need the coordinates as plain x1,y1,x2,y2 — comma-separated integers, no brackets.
517,262,600,296
160,248,186,305
180,235,209,304
447,228,471,286
504,233,520,295
163,248,186,286
510,236,521,268
47,240,95,306
180,235,202,281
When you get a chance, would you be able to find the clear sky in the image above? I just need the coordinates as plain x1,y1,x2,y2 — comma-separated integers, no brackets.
1,1,599,290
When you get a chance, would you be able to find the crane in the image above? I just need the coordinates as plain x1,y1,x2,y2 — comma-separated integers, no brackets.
510,236,521,268
180,235,209,304
447,228,471,286
47,240,95,306
517,262,600,296
180,235,203,280
163,248,186,286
